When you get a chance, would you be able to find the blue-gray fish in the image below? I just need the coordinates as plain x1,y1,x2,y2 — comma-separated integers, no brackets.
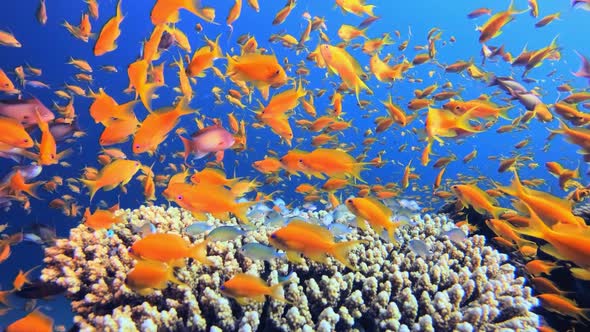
240,243,285,261
408,239,431,258
206,225,245,242
185,222,213,236
328,223,352,239
443,228,467,244
265,210,285,228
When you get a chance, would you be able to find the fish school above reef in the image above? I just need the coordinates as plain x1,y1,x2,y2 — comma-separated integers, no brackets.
0,0,590,331
41,205,539,331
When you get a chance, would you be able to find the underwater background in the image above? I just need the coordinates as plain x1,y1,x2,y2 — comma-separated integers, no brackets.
0,0,589,330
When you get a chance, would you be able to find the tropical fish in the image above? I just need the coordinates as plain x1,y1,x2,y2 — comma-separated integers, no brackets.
220,273,290,305
269,219,365,270
130,233,212,266
125,260,183,295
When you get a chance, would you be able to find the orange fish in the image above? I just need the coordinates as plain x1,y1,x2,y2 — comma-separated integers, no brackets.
477,0,522,43
5,310,53,332
163,182,255,223
13,265,39,291
94,0,124,56
269,220,365,270
537,293,590,322
133,98,197,155
221,273,290,305
345,196,407,244
452,184,507,219
33,110,70,165
0,117,34,148
79,159,142,201
498,170,585,226
320,44,372,102
125,260,183,295
130,233,211,266
226,53,288,100
83,204,123,230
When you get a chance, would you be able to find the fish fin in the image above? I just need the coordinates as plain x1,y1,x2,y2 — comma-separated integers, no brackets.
539,244,567,261
570,268,590,281
178,135,194,162
79,179,101,201
232,201,258,224
235,297,249,305
259,85,270,101
137,288,155,296
307,252,329,264
330,240,366,271
191,211,209,220
139,83,159,112
269,282,291,304
113,100,138,121
286,250,304,264
386,220,408,244
190,238,213,266
355,217,368,231
167,265,184,286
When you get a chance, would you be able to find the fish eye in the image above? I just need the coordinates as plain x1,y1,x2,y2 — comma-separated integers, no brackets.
455,106,461,111
220,285,225,290
346,199,353,204
177,195,183,200
298,159,303,163
23,139,29,142
275,70,280,75
51,154,55,159
135,144,140,149
270,234,277,239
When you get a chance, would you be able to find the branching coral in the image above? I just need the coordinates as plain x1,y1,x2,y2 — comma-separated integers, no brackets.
41,205,539,331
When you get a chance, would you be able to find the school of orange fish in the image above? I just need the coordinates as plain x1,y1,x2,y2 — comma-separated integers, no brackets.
1,0,590,330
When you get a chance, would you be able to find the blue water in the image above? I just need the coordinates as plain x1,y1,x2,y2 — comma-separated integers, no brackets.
0,0,589,329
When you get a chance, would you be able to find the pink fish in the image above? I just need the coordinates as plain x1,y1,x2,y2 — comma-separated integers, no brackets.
573,51,590,82
179,125,235,163
0,97,54,128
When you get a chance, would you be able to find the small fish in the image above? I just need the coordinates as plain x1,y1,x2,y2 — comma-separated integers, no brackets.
240,243,285,261
220,273,291,305
125,260,183,295
133,221,156,237
265,210,285,228
206,225,245,242
408,239,432,258
442,228,467,243
185,222,213,236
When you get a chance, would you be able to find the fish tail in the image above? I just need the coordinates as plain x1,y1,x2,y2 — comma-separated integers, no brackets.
354,77,372,103
233,201,258,224
79,178,99,202
499,169,526,197
24,181,44,200
386,220,408,244
33,109,48,132
178,134,194,162
225,53,237,76
113,100,138,121
330,240,366,270
498,106,513,120
512,202,550,239
212,34,223,59
176,97,199,116
115,0,123,19
139,83,158,112
456,108,482,133
166,264,184,286
190,238,213,266
363,5,376,17
269,279,291,303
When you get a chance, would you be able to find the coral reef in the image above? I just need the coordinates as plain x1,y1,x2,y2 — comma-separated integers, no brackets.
41,205,539,331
